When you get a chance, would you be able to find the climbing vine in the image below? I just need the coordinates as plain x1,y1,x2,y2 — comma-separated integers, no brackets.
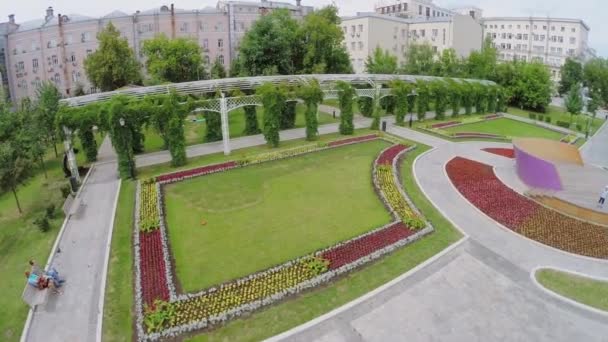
390,80,413,126
257,83,285,147
358,96,373,118
108,96,136,179
280,101,297,130
336,81,356,135
461,82,474,115
371,93,381,130
430,80,448,120
244,106,261,135
415,80,430,121
447,80,462,117
298,79,324,141
474,83,488,114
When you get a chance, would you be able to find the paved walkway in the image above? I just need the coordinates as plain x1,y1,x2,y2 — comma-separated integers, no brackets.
581,117,608,168
270,128,608,342
22,137,121,342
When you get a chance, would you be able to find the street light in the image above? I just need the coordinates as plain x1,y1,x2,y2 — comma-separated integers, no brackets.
119,117,125,127
407,89,418,128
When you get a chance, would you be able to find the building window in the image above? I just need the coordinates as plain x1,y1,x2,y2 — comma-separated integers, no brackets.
421,29,425,37
218,55,224,65
571,28,576,33
32,59,39,69
570,37,576,44
540,35,545,41
534,25,537,30
31,41,39,51
557,47,563,53
443,29,446,44
53,73,61,85
523,34,528,40
526,25,529,29
52,55,58,65
351,42,355,50
358,24,363,32
180,22,189,32
215,22,223,32
358,42,364,50
543,25,547,30
66,34,73,45
551,26,555,31
508,24,512,29
568,48,576,56
17,61,25,72
501,25,504,29
218,39,223,48
69,53,76,63
419,5,422,15
517,24,521,29
81,32,91,42
561,26,565,32
203,39,209,49
47,39,57,48
558,36,564,43
71,70,80,82
200,23,209,32
432,29,438,37
86,49,92,55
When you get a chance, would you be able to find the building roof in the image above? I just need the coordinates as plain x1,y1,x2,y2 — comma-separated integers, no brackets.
218,0,312,10
481,17,590,31
342,12,453,24
103,10,129,18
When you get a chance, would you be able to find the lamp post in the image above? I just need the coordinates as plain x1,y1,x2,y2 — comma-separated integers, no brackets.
407,89,418,128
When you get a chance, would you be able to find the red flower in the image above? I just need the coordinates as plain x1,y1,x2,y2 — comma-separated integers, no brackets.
328,134,378,147
482,148,515,159
139,229,170,306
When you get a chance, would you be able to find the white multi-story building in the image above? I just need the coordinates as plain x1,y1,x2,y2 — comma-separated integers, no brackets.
3,1,312,103
375,0,452,19
342,13,482,73
482,17,593,80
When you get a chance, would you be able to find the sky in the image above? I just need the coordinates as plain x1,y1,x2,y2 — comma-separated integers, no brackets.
1,0,606,56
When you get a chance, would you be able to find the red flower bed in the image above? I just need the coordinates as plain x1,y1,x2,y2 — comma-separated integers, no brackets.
446,157,608,259
453,132,503,139
431,121,461,129
156,161,238,183
321,222,414,270
139,229,170,306
328,134,378,147
377,144,409,165
482,148,515,159
484,114,502,120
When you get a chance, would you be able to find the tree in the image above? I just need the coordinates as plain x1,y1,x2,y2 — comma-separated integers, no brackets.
35,82,62,157
565,83,583,125
143,34,206,83
430,80,448,120
446,79,462,117
298,79,324,141
466,37,497,80
461,82,475,115
298,6,353,74
210,58,227,79
257,83,286,147
84,22,141,91
0,135,33,214
239,10,300,76
108,96,137,179
365,47,398,74
402,43,436,75
513,62,552,111
583,58,608,106
336,81,356,134
73,82,86,97
391,80,414,125
559,58,583,96
585,90,601,137
435,49,464,77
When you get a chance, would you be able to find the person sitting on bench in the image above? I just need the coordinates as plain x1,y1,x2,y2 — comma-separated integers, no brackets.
25,271,62,293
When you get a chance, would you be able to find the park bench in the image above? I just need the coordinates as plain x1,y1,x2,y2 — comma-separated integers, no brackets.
22,283,50,308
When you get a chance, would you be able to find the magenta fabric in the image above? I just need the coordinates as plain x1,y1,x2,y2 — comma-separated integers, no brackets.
514,145,563,191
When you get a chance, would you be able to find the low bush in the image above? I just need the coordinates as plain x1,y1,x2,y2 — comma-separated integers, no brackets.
544,116,551,123
576,124,583,131
60,184,72,199
33,216,51,232
529,113,537,120
556,121,570,129
45,204,56,219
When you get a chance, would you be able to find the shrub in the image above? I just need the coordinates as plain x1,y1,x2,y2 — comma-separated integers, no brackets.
576,123,583,131
544,116,551,123
144,300,176,333
45,204,56,219
60,184,71,199
34,216,51,232
529,113,537,120
556,120,570,128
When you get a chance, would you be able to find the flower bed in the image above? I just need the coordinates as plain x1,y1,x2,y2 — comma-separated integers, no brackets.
328,134,378,147
446,157,608,259
482,148,515,159
484,114,502,120
452,132,505,139
430,121,461,129
139,183,160,232
133,135,433,341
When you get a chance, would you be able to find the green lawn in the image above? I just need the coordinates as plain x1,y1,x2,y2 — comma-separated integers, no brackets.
444,118,564,140
507,106,605,136
103,131,462,341
142,104,338,153
536,269,608,312
164,140,392,291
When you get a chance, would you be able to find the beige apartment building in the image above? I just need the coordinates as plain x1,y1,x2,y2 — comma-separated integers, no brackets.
2,1,312,103
342,13,482,73
482,17,594,81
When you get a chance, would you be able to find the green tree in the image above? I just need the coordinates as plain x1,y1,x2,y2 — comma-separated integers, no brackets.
210,58,227,79
336,81,356,134
565,83,583,125
513,62,552,111
435,49,463,77
365,47,398,74
466,37,497,79
430,80,448,120
559,58,583,96
402,42,436,75
0,142,32,213
84,22,141,91
391,80,414,125
583,58,608,106
257,83,286,147
143,34,206,83
35,82,62,157
461,82,475,115
446,79,462,117
298,79,324,141
298,6,353,74
239,10,300,76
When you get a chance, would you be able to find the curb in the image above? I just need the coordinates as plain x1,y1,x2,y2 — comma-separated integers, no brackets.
19,165,95,342
530,266,608,318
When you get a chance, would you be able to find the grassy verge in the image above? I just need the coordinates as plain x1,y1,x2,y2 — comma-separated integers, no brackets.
444,118,564,140
507,106,605,136
102,181,135,342
536,269,608,312
142,104,338,153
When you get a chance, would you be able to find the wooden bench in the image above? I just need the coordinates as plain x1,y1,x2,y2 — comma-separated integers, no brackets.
22,283,50,308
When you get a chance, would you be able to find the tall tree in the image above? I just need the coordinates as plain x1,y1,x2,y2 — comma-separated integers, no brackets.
0,142,32,214
84,22,142,91
435,49,463,77
143,34,206,83
365,47,398,74
210,58,227,79
513,62,552,111
583,58,608,106
35,82,62,157
402,42,436,75
559,58,583,96
466,37,497,80
565,83,583,125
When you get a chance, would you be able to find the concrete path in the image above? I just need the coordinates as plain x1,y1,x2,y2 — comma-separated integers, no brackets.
270,128,608,342
22,137,121,342
581,118,608,168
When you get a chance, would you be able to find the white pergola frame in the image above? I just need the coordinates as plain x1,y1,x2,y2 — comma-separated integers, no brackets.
59,74,494,163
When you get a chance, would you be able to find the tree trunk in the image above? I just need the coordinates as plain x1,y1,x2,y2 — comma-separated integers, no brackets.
52,135,59,157
40,156,48,179
12,187,22,214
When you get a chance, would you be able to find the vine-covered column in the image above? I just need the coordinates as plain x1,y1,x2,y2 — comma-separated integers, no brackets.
257,83,286,147
298,79,324,141
371,85,381,130
336,81,356,135
109,97,136,179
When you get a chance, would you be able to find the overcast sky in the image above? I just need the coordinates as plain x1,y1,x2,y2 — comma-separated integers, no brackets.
2,0,606,56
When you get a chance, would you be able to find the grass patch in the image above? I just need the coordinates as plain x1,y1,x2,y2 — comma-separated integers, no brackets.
444,118,564,140
102,181,135,342
536,269,608,312
164,140,392,291
507,106,605,136
142,104,338,153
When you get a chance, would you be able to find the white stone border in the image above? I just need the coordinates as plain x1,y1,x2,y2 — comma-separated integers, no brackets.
19,166,94,342
530,266,608,318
